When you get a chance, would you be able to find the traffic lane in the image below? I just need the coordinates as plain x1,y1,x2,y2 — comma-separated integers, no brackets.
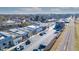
23,27,55,51
7,25,51,51
23,34,42,51
24,31,55,51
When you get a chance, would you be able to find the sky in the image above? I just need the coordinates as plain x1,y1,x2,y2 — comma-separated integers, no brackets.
0,7,79,14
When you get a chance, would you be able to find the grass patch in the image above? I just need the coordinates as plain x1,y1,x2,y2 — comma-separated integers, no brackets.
20,22,32,27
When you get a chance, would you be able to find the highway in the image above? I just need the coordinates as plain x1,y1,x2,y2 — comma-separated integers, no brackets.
23,26,56,51
7,24,56,51
7,16,75,51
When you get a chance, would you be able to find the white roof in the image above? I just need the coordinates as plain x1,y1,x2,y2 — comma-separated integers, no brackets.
27,25,39,29
16,30,26,35
9,28,18,32
41,29,56,46
6,20,15,24
8,32,20,38
0,36,4,40
48,19,55,21
0,31,11,36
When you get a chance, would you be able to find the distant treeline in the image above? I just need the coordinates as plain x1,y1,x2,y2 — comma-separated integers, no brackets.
0,14,78,22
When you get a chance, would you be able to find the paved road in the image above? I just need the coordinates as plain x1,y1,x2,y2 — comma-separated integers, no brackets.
23,26,56,51
7,25,56,51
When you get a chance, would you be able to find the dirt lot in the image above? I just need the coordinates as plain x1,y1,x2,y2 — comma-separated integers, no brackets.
50,26,67,51
74,21,79,50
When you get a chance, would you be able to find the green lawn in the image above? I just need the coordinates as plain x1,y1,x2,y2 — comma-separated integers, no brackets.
20,22,32,27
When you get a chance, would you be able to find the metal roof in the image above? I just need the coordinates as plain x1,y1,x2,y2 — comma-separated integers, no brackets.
0,31,11,37
0,31,12,41
15,30,27,35
9,28,18,32
27,25,40,29
7,31,21,39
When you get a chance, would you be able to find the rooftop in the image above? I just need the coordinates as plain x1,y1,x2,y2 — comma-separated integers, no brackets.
27,25,40,29
9,28,18,32
7,31,21,39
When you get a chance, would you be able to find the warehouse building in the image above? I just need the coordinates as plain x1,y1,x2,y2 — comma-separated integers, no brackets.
27,25,44,34
0,24,46,50
9,28,29,41
0,31,13,50
18,27,33,37
6,31,22,46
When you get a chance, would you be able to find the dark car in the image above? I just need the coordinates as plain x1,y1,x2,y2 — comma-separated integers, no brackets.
33,49,39,51
20,45,24,50
14,48,20,51
38,44,46,50
39,32,46,36
25,40,31,45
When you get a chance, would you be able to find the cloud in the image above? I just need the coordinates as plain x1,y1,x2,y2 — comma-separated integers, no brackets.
12,7,43,14
49,7,79,14
0,7,79,14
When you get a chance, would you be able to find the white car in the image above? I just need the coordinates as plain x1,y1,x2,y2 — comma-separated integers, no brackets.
54,31,61,39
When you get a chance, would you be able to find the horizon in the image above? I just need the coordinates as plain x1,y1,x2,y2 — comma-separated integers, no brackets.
0,7,79,14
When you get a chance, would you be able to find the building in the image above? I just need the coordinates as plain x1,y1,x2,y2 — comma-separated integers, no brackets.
9,28,29,40
6,31,29,51
18,27,32,37
0,31,13,50
27,25,43,33
6,31,22,46
24,26,36,35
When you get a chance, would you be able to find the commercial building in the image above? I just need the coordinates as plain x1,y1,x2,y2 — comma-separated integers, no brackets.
0,31,13,50
6,31,22,46
9,28,29,42
27,25,44,34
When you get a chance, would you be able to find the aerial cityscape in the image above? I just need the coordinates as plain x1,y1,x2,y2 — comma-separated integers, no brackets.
0,7,79,51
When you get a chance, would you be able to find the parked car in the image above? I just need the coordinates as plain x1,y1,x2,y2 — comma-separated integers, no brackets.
25,40,31,45
54,31,61,39
14,46,21,51
38,44,46,50
39,32,46,36
20,45,24,50
33,49,39,51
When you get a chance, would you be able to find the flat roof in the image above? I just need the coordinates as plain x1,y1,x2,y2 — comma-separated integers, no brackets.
0,31,12,41
24,27,35,31
0,35,4,40
9,28,18,32
18,28,30,32
0,31,11,37
6,31,21,40
27,25,40,29
15,30,28,35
